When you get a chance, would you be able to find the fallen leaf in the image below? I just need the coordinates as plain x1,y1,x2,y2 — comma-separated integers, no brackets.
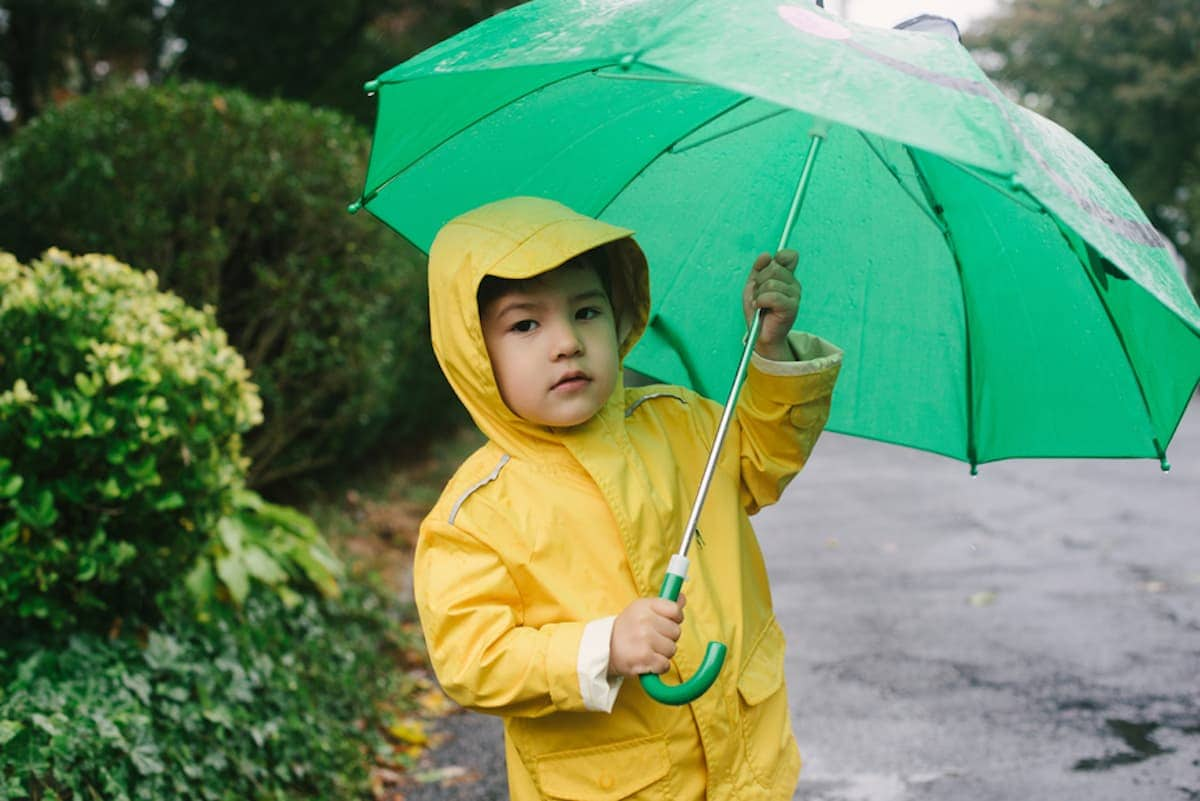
388,719,428,745
412,765,480,786
416,688,457,717
968,591,996,607
370,766,406,800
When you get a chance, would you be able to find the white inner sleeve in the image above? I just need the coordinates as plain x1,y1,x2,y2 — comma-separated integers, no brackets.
578,616,624,713
751,331,844,376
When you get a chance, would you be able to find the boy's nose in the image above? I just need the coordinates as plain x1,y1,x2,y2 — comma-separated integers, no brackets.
551,322,585,359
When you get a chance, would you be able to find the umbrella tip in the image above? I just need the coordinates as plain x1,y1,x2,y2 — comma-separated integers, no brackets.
363,79,380,95
347,199,363,214
1160,456,1171,472
969,463,978,477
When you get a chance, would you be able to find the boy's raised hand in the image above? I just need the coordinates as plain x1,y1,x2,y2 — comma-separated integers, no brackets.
608,593,686,677
742,249,801,361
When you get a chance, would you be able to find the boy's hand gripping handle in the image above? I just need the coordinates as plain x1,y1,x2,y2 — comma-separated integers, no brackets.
639,555,727,705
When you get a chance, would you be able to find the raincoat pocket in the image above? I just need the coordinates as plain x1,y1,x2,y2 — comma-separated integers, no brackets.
535,734,671,800
737,616,792,787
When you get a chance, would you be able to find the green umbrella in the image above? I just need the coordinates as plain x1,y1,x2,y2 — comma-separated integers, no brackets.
351,0,1200,700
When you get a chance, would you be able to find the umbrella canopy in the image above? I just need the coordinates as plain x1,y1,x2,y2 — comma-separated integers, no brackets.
352,0,1200,471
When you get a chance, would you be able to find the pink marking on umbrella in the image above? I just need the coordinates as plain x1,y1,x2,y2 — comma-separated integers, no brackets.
777,5,852,39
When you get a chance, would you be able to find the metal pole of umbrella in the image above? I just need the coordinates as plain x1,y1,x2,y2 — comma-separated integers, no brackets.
641,119,829,705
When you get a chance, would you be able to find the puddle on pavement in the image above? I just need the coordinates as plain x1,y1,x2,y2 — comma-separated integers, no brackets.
1072,717,1196,772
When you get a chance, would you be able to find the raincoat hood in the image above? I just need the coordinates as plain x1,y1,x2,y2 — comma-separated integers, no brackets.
428,196,650,460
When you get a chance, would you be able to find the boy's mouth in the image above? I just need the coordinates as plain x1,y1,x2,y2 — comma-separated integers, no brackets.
551,371,590,391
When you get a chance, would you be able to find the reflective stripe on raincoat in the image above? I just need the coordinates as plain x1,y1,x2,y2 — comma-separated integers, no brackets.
415,196,841,800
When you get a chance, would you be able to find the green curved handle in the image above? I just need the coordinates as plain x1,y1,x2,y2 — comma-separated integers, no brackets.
638,571,727,705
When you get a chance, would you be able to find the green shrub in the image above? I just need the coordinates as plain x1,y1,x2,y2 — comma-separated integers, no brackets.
187,488,344,618
0,81,457,489
0,583,419,801
0,250,262,631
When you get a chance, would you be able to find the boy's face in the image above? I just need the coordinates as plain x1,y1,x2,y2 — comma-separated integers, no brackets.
480,262,620,428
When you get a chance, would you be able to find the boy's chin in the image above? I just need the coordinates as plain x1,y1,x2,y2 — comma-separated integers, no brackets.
526,400,606,429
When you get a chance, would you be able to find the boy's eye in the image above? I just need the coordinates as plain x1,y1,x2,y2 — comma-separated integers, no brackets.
511,319,537,333
577,306,603,320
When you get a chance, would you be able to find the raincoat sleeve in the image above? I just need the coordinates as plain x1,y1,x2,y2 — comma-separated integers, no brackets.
415,507,599,718
736,330,842,515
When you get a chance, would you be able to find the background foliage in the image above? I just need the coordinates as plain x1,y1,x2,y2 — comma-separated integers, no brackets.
0,250,261,631
0,0,521,130
968,0,1200,298
0,583,421,801
0,81,456,488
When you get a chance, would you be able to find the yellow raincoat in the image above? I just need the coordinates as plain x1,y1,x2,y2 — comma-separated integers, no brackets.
415,197,841,800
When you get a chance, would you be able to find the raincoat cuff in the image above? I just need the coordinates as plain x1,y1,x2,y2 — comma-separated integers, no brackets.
747,332,842,403
578,616,623,713
547,621,590,710
751,331,842,374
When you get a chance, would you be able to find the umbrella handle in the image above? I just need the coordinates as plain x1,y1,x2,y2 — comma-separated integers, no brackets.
638,556,728,705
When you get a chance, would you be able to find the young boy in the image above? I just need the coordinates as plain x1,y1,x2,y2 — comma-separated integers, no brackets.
414,196,841,800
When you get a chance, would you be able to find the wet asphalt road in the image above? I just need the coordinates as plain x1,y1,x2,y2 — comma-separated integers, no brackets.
407,397,1199,800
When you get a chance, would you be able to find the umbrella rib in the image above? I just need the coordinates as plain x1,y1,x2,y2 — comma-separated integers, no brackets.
857,133,944,234
1059,230,1172,468
363,63,604,205
669,108,789,155
944,161,1044,214
903,145,979,472
594,95,754,219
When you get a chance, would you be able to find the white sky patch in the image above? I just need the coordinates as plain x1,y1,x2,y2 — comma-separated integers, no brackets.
826,0,1001,32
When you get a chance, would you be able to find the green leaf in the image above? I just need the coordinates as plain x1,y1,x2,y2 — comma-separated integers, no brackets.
121,673,152,706
0,519,18,547
0,474,22,498
184,559,217,605
74,371,100,397
106,439,129,465
16,488,58,528
152,491,184,511
255,500,320,541
215,554,249,606
0,720,24,746
290,545,342,599
31,713,61,736
76,556,98,582
242,545,288,586
125,454,158,482
130,744,165,776
100,476,122,499
217,515,246,554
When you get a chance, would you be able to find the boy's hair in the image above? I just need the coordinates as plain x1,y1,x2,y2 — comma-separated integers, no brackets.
477,246,613,319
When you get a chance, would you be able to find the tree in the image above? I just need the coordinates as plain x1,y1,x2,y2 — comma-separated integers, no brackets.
0,0,522,133
0,0,166,132
967,0,1200,299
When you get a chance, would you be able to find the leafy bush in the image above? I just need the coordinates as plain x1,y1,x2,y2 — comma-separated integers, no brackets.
0,81,458,488
0,250,262,631
0,583,419,801
187,489,344,618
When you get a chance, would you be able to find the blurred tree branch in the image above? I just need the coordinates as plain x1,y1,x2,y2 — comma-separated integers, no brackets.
0,0,525,133
967,0,1200,298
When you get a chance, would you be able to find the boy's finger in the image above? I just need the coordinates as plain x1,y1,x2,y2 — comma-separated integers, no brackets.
774,249,799,272
754,277,801,299
652,631,680,656
752,252,773,272
755,262,801,286
651,597,684,623
652,617,682,641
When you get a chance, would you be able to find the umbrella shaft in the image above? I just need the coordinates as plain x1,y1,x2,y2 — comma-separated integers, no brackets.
676,129,826,558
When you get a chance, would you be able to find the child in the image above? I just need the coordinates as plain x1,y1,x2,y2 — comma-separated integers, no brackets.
414,196,841,800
